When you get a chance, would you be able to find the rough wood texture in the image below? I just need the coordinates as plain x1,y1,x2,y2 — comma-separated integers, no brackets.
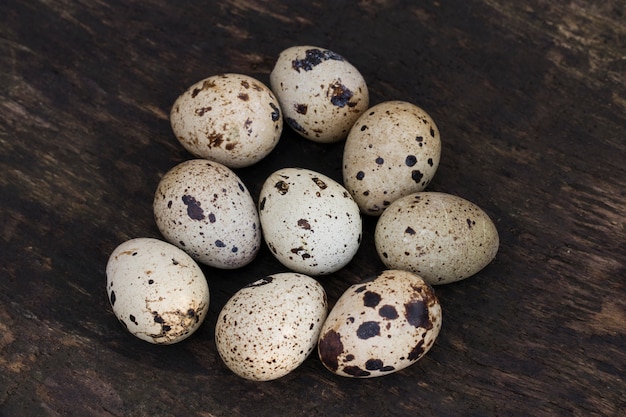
1,1,625,416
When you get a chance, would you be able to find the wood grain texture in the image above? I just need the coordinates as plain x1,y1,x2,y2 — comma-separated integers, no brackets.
1,0,624,416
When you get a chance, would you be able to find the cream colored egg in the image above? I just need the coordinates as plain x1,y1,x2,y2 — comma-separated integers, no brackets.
343,101,441,216
105,237,210,344
170,73,283,168
215,272,328,381
258,167,362,275
153,159,261,269
318,269,441,378
375,192,499,285
270,46,369,143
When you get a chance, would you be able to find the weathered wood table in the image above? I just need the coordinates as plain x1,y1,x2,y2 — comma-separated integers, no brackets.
1,1,624,416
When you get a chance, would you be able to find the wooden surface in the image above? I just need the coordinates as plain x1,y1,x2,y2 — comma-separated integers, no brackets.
1,1,625,416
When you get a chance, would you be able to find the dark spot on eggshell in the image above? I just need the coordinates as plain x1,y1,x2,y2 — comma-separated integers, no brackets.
292,48,344,72
467,218,476,229
379,304,399,319
406,155,417,167
311,177,328,190
195,107,212,116
363,291,381,308
430,127,435,137
129,314,138,325
345,354,355,361
297,219,312,230
405,226,416,235
148,279,154,284
356,171,365,180
259,197,266,210
295,103,308,114
238,93,249,101
354,285,367,293
405,300,429,329
329,82,354,108
191,81,213,98
109,290,116,306
153,312,165,324
207,132,224,148
286,117,306,133
290,246,311,260
318,329,344,371
167,200,172,209
343,366,371,377
215,240,226,248
182,195,205,220
411,170,424,183
365,359,394,372
275,180,289,195
408,339,425,361
231,246,238,253
375,157,384,165
208,213,216,223
360,125,368,131
269,102,280,121
172,258,179,265
356,321,380,339
427,158,434,167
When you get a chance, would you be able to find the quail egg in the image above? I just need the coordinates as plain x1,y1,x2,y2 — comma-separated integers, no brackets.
153,159,261,269
270,46,369,143
105,237,210,344
375,192,499,284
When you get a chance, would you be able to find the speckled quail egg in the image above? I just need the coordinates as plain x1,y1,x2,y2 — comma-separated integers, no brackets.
170,73,283,168
215,272,328,381
375,192,499,285
153,159,260,269
318,269,441,378
258,167,362,275
343,101,441,216
105,237,210,344
270,45,369,143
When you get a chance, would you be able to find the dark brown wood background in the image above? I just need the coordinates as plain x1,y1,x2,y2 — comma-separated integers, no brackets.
1,1,624,416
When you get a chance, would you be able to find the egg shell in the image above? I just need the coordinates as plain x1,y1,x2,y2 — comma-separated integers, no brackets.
318,269,441,378
215,272,328,381
105,237,210,344
375,192,499,285
170,73,283,168
153,159,261,269
270,45,369,143
258,167,362,275
343,101,441,216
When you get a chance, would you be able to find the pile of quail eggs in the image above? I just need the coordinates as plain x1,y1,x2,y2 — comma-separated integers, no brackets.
106,45,499,381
